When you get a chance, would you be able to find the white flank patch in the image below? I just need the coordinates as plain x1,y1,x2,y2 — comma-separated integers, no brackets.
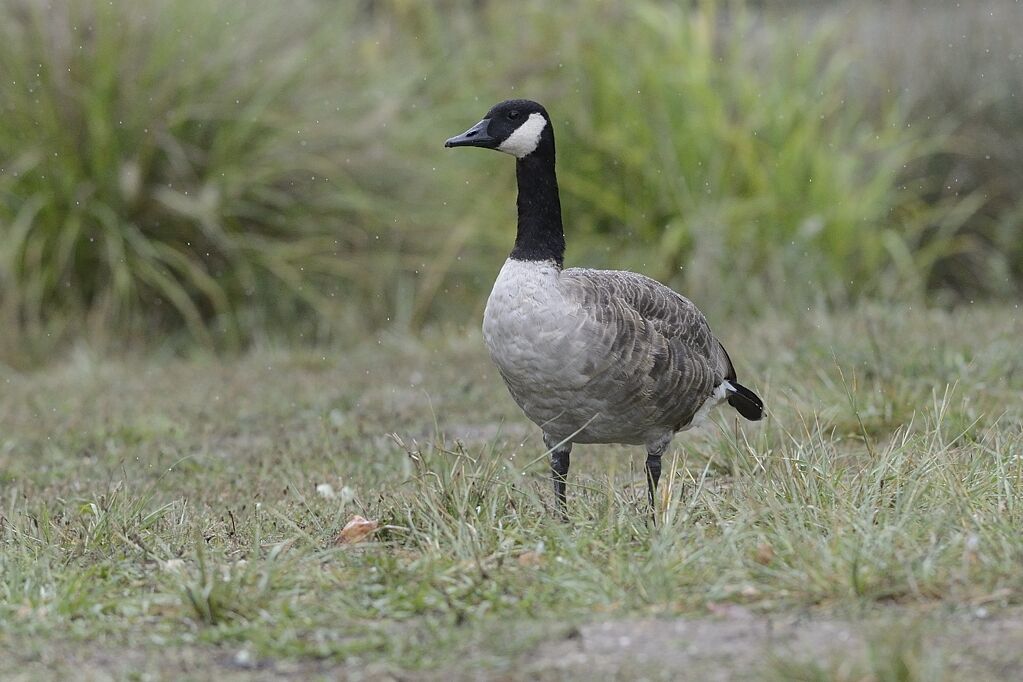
684,381,731,431
497,112,547,158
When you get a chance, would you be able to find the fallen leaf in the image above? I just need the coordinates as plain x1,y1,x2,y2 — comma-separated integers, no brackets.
517,551,543,567
754,542,775,565
334,515,379,545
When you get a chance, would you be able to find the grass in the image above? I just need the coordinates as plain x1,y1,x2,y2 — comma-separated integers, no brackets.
838,0,1023,297
2,302,1022,677
1,0,1021,677
0,0,412,353
548,1,928,306
2,0,1021,357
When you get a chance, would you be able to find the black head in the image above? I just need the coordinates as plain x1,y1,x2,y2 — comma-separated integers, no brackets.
444,99,553,158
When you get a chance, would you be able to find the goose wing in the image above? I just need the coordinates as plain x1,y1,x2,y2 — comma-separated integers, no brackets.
560,268,734,429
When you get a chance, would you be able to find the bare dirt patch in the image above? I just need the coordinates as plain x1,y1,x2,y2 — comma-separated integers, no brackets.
521,610,1023,681
6,611,1022,681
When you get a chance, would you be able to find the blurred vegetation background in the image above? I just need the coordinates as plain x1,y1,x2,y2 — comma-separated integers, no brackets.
0,0,1020,362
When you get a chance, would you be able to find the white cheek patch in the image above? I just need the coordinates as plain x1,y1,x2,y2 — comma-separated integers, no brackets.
497,113,547,158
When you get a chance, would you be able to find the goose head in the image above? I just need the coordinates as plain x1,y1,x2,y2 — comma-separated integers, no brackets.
445,99,553,159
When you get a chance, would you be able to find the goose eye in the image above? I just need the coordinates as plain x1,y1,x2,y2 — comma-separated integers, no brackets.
508,110,520,120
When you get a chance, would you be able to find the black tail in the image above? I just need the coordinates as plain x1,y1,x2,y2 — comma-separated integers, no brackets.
726,381,764,421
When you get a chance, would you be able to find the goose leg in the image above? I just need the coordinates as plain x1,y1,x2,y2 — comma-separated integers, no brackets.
645,454,661,511
544,433,572,517
645,434,672,517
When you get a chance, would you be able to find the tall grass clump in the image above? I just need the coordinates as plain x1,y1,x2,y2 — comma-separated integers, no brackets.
840,0,1023,298
0,0,396,350
549,2,931,308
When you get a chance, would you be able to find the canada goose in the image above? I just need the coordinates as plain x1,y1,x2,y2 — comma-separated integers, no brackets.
445,99,763,515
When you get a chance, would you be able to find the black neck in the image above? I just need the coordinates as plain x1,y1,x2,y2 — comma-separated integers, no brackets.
510,149,565,267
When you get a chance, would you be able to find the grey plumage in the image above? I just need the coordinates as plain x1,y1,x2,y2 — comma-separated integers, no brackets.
483,261,736,448
561,267,735,434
